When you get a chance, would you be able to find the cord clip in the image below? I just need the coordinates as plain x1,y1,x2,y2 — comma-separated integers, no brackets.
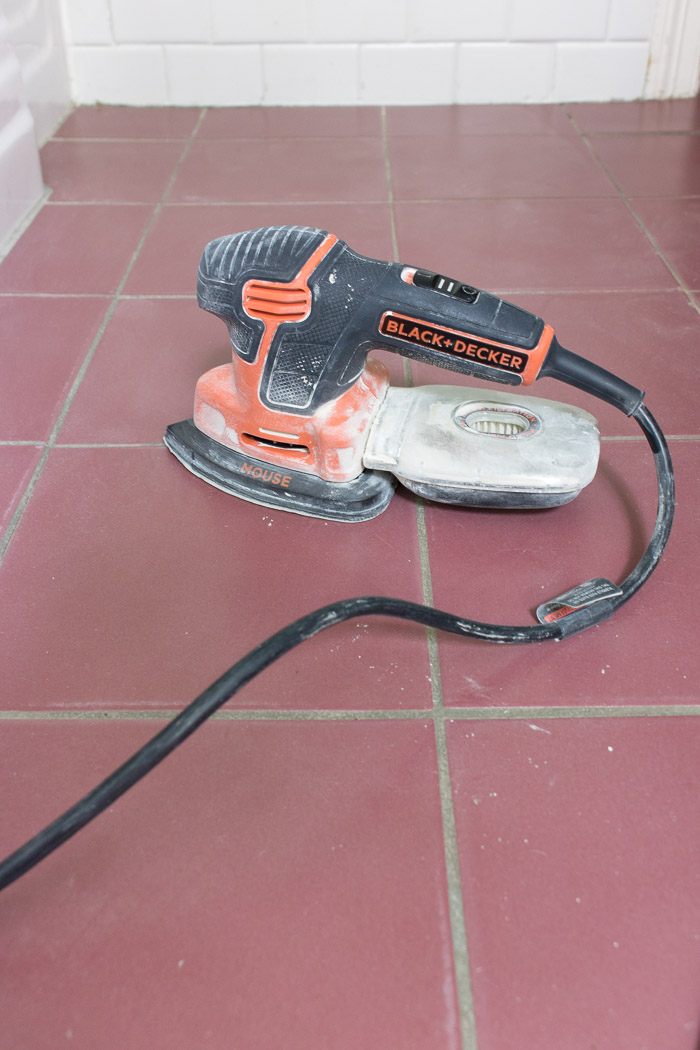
536,578,623,625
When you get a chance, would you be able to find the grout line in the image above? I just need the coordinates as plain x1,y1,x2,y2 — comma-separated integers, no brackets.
382,104,479,1050
1,288,692,301
50,137,197,143
52,442,164,449
0,292,112,299
44,192,693,208
482,287,690,296
4,435,695,452
414,501,444,704
584,130,700,138
434,714,478,1050
0,704,698,722
380,106,400,262
0,111,208,568
444,704,700,720
48,126,700,144
118,293,197,300
0,440,46,447
1,287,690,299
601,434,700,441
44,200,164,207
0,708,433,722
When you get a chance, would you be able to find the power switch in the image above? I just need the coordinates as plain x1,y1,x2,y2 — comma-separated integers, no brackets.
413,269,480,304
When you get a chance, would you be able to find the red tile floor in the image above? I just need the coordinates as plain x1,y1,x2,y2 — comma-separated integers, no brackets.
0,100,699,1049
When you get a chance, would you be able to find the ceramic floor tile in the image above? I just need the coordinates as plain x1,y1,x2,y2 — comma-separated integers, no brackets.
0,718,460,1050
0,204,153,294
55,105,202,139
632,197,700,289
0,447,431,710
393,199,675,292
591,133,700,198
0,446,42,532
198,106,382,138
57,298,227,444
410,290,700,437
447,717,700,1050
386,104,574,137
0,296,110,441
426,441,696,708
394,197,680,294
123,203,395,295
0,99,698,1050
568,98,700,133
167,137,388,203
389,135,614,200
40,140,184,203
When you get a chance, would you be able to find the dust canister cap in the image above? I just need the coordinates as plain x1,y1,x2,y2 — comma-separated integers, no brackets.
453,401,541,439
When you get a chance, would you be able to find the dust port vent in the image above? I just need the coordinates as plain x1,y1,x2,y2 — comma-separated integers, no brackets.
243,279,311,322
454,402,540,439
242,432,310,454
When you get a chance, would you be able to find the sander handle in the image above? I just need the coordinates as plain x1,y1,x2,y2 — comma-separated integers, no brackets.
197,226,644,416
538,338,644,415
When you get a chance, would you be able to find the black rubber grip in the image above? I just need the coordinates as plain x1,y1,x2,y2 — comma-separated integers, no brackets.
541,339,644,415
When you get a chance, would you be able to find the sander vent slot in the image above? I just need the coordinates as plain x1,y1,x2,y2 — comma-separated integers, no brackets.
454,402,540,439
242,432,310,454
243,280,311,322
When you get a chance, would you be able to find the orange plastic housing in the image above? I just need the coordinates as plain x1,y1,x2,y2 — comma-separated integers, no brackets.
193,357,389,484
192,232,390,483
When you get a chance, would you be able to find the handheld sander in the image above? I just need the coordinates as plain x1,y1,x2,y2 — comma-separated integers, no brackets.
0,225,675,892
165,224,673,628
165,225,624,521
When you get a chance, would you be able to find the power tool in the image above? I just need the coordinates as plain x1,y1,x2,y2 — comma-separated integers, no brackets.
165,225,643,521
0,225,674,892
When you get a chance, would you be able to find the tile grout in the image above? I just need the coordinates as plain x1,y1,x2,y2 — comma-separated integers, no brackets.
50,136,200,143
49,131,700,145
1,704,698,722
4,288,696,298
37,194,700,207
382,103,480,1050
4,436,699,454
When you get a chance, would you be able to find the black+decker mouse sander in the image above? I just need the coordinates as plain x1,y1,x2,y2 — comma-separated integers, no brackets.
0,225,676,891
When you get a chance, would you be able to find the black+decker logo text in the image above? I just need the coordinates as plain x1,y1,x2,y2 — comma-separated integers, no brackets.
379,313,526,374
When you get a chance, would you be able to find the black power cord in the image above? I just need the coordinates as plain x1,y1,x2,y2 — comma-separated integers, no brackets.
0,402,674,892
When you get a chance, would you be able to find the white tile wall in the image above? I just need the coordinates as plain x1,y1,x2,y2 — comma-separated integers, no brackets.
70,45,168,105
166,45,263,106
110,0,210,44
55,0,696,105
6,0,71,141
508,0,611,41
553,42,650,101
408,0,509,42
608,0,658,41
212,1,310,44
457,44,556,103
360,44,455,104
60,0,113,46
0,17,45,248
309,0,408,43
263,45,358,105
